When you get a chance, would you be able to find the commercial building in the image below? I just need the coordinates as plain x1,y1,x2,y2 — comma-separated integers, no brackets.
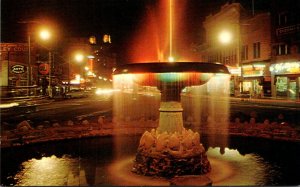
270,0,300,99
0,43,38,97
201,1,300,99
240,12,272,97
203,3,246,96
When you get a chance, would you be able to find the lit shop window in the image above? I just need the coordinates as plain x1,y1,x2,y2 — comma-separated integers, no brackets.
276,77,288,96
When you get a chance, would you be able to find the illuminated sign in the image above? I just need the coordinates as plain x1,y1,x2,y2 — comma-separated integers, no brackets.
11,65,26,74
103,34,111,43
269,62,300,74
242,64,265,77
0,43,28,52
89,36,97,44
276,24,300,36
39,63,50,75
227,66,241,76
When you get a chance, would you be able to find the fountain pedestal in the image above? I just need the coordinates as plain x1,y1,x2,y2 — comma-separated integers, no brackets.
157,102,184,133
132,101,211,177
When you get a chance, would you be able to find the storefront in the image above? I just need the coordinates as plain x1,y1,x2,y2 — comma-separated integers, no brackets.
270,62,300,99
0,43,38,97
241,63,271,98
227,66,241,96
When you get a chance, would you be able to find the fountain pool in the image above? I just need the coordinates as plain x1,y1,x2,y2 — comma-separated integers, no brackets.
1,135,300,186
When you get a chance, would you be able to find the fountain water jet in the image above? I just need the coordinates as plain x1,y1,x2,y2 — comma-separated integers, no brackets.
113,62,230,178
128,0,195,62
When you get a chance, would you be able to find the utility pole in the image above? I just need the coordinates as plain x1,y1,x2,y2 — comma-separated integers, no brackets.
28,34,31,95
48,51,52,98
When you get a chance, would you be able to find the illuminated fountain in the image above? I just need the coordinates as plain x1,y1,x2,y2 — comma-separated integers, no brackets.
112,0,230,183
113,62,230,179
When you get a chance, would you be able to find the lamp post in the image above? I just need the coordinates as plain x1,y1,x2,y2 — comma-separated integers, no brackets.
74,53,84,88
39,29,52,97
67,53,85,91
218,28,242,96
48,51,52,97
17,20,39,95
28,34,31,96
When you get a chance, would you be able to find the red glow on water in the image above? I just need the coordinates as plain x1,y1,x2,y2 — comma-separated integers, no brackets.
128,0,200,63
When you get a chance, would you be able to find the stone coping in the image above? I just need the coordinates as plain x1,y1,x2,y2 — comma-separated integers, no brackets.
1,121,300,149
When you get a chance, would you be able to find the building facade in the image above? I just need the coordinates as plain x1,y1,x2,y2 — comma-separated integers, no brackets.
203,3,246,96
201,1,300,99
240,13,272,97
0,43,39,97
270,0,300,99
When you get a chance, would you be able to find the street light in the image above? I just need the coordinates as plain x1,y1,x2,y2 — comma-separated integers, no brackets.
218,26,242,95
68,53,85,91
39,30,51,40
39,28,52,98
218,30,232,45
75,53,84,63
18,20,40,95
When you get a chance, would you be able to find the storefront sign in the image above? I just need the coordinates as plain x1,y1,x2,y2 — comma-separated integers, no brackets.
39,63,50,75
242,64,265,77
11,65,26,74
276,24,300,36
227,66,241,76
0,43,28,52
270,62,300,74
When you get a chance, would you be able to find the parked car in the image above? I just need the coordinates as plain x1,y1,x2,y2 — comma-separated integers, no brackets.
65,89,88,99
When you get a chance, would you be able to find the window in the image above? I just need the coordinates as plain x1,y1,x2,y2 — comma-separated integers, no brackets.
241,45,248,60
278,12,289,26
276,76,288,97
275,44,290,55
253,42,260,59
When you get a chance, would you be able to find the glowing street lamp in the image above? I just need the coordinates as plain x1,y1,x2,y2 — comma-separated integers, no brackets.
218,30,232,44
75,53,84,63
68,53,85,91
39,29,51,40
39,29,53,98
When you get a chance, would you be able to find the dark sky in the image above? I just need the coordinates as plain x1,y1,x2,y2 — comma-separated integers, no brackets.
1,0,271,48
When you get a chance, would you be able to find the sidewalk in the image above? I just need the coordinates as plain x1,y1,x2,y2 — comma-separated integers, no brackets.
231,96,300,105
1,95,54,103
0,96,54,114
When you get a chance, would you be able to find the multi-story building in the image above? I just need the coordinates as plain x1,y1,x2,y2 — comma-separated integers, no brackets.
0,43,38,97
203,3,246,96
270,0,300,99
202,2,274,98
240,12,272,97
63,35,116,90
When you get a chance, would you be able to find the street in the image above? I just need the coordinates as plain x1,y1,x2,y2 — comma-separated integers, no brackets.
1,95,113,128
1,95,300,129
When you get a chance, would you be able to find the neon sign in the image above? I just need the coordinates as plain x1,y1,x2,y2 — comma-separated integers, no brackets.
242,64,266,77
270,62,300,74
11,65,26,74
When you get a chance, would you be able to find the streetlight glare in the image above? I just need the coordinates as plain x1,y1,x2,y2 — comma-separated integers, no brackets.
40,30,51,40
168,56,175,62
75,53,84,62
219,30,232,44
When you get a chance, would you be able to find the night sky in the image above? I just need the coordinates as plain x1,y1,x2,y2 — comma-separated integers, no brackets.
1,0,271,50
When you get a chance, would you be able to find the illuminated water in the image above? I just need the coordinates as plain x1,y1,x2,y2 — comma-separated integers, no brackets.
1,135,300,186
